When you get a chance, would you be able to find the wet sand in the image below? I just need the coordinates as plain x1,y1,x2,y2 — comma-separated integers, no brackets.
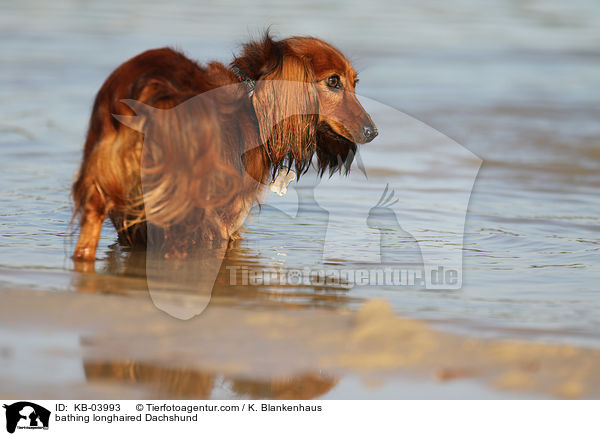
1,288,598,399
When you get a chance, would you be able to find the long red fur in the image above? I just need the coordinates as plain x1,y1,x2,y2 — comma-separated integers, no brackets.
72,33,376,261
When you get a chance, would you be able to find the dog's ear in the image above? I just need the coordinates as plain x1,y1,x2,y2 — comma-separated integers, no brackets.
252,55,318,173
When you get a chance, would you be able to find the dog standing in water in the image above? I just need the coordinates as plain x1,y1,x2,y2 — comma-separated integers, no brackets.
72,34,377,261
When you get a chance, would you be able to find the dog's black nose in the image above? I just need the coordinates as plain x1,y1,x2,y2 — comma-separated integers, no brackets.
362,124,378,142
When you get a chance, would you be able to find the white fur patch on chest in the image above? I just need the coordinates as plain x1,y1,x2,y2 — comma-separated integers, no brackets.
269,169,296,196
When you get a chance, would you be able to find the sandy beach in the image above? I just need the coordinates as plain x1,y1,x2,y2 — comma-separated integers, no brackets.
1,286,599,399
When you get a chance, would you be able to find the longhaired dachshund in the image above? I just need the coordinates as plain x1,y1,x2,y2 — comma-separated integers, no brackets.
72,33,377,261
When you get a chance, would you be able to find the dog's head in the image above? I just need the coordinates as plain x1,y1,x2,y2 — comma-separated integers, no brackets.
234,34,377,176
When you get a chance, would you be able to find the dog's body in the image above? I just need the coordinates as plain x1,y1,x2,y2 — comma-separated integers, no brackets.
72,34,377,261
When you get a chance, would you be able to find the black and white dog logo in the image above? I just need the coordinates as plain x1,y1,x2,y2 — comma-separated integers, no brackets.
3,402,50,434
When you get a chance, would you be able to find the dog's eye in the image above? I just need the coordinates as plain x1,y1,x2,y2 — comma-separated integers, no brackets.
326,75,341,89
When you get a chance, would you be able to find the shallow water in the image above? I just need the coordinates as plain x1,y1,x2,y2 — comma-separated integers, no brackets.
1,0,599,398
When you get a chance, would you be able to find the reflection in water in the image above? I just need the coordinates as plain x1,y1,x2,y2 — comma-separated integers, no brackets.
144,240,230,320
84,361,337,399
228,373,338,400
84,362,215,399
71,235,346,399
70,238,355,310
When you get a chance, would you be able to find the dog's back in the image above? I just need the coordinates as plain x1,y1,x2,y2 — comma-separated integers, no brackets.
72,48,257,260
